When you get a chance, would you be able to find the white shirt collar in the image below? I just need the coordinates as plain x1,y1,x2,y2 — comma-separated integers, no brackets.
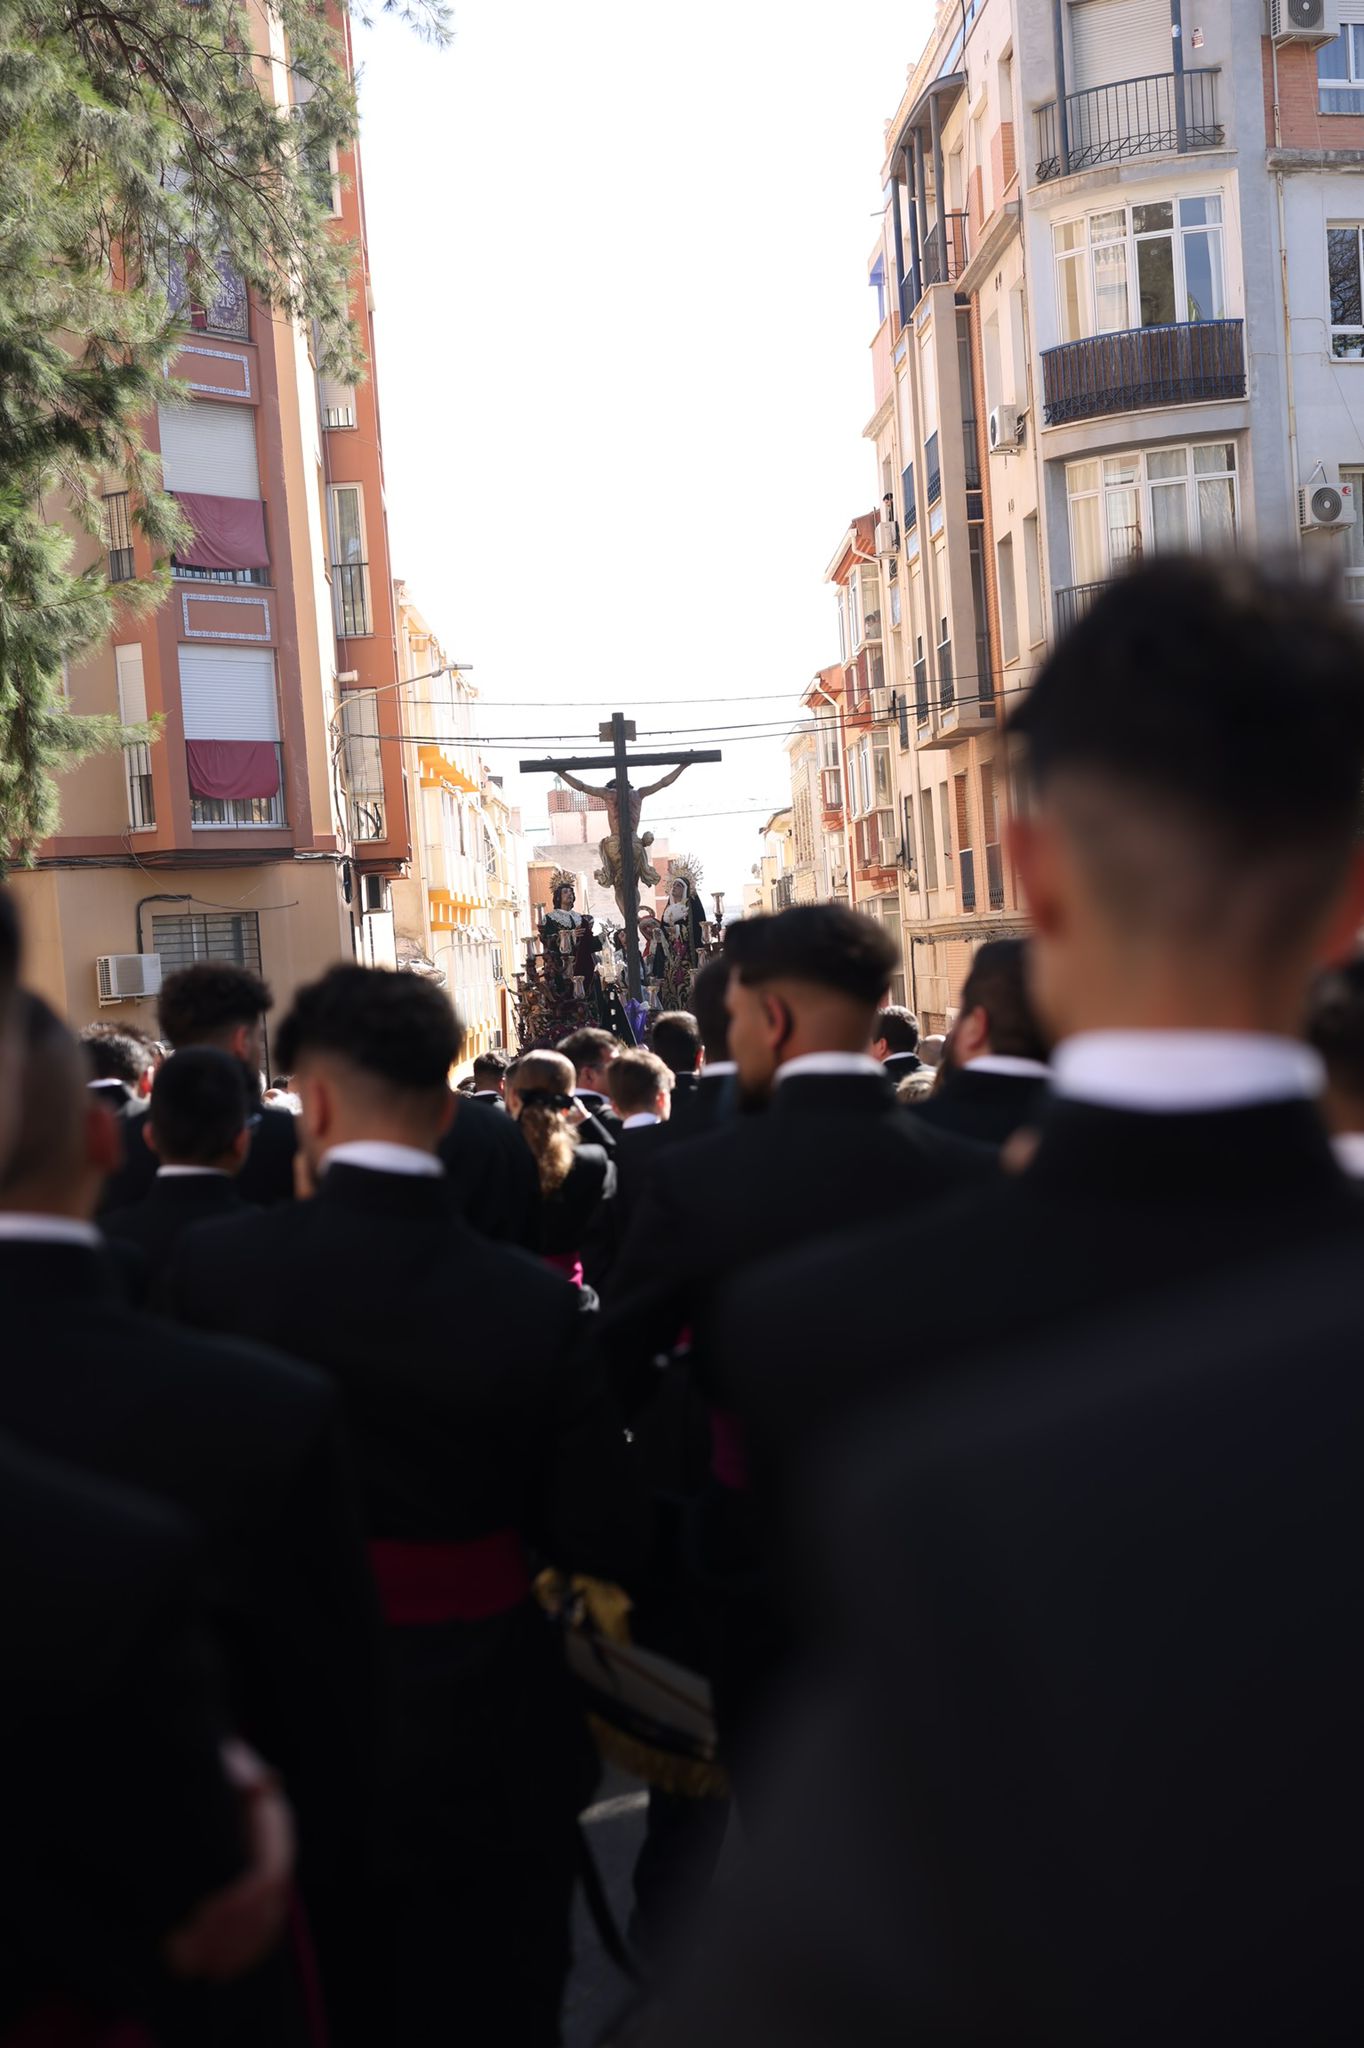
156,1165,230,1179
621,1111,661,1129
321,1140,445,1179
1051,1032,1323,1115
701,1060,736,1079
774,1053,884,1085
966,1054,1051,1080
0,1215,102,1248
1331,1132,1364,1180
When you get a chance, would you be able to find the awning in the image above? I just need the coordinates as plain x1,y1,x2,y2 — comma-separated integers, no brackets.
174,490,269,573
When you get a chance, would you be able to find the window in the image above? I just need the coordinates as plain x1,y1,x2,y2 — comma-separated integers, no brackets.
1053,196,1225,343
1066,440,1238,582
1328,226,1364,358
342,689,385,841
1343,468,1364,601
152,911,262,975
902,794,918,886
997,533,1019,665
1023,512,1043,647
939,781,954,886
103,491,134,583
849,575,862,651
1320,23,1364,116
902,461,917,533
890,578,902,629
166,250,249,339
115,643,155,832
870,254,887,326
328,484,372,636
920,788,939,891
179,644,285,829
955,773,976,911
873,734,893,807
859,566,882,643
157,401,260,498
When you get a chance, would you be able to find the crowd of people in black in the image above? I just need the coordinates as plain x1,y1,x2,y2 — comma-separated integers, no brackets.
2,556,1363,2046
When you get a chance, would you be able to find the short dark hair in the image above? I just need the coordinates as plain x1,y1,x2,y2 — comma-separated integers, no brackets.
733,905,898,1008
277,966,462,1091
158,964,273,1049
79,1023,148,1088
557,1026,620,1077
472,1049,512,1087
1307,956,1364,1103
606,1049,673,1117
691,956,732,1062
149,1048,249,1164
957,938,1049,1064
1,993,83,1192
873,1005,919,1055
650,1011,701,1075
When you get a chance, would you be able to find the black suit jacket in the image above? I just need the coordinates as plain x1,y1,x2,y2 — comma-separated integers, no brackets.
101,1099,297,1213
909,1064,1050,1147
880,1051,923,1084
574,1091,622,1150
674,1238,1364,2047
437,1093,541,1249
166,1165,648,1860
0,1241,380,2027
723,1095,1364,1473
103,1173,252,1291
670,1067,740,1141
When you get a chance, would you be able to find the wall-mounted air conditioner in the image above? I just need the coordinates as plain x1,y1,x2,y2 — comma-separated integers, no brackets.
988,404,1021,455
874,518,900,559
1299,478,1356,532
1268,0,1337,47
96,953,162,1004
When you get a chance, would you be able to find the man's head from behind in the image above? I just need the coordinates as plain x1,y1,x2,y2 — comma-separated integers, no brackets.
650,1011,702,1078
146,1048,250,1173
157,963,273,1078
725,905,898,1100
691,956,732,1065
0,994,122,1218
871,1005,919,1063
277,965,462,1170
80,1022,150,1093
472,1049,512,1097
1008,557,1364,1043
949,938,1049,1069
607,1049,674,1122
1306,956,1364,1136
557,1026,620,1095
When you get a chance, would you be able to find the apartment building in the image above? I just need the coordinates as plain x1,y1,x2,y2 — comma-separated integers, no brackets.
11,4,410,1033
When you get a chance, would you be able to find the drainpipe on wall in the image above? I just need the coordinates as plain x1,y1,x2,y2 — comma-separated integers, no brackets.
1270,37,1302,544
1170,0,1188,154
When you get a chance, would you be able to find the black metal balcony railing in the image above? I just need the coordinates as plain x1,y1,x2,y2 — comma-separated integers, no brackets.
922,212,969,288
926,430,942,508
173,561,269,586
975,629,996,718
190,741,286,830
333,560,372,637
1053,580,1110,635
986,841,1004,911
104,490,134,584
1035,68,1222,182
936,639,954,714
962,414,981,493
913,658,930,725
902,462,917,533
772,873,795,911
959,846,977,912
1041,319,1245,427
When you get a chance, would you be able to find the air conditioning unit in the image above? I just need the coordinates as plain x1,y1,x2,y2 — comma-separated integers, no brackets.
96,952,162,1004
874,518,900,559
361,872,390,914
988,404,1021,454
1299,479,1356,532
1268,0,1337,46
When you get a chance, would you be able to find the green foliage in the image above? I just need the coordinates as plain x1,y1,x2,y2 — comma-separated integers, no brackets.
0,0,451,868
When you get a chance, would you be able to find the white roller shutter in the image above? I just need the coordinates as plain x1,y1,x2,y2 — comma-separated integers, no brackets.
1070,0,1173,91
114,643,147,725
178,644,279,740
157,400,260,498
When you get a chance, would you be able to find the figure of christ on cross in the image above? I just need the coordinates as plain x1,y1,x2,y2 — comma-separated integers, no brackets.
555,762,688,916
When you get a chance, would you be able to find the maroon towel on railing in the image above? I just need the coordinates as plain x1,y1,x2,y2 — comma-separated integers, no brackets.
368,1532,530,1627
186,739,279,802
173,491,269,572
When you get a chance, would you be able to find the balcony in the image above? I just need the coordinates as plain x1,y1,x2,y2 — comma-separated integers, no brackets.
173,561,270,587
333,560,372,637
959,847,977,913
103,491,134,584
772,873,795,911
922,213,968,289
1041,319,1245,428
1053,580,1110,635
913,658,930,726
124,741,155,832
925,430,942,508
190,742,286,830
1036,69,1222,183
986,842,1004,912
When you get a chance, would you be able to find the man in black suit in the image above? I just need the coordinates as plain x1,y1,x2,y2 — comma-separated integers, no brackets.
605,1046,675,1228
1306,953,1364,1182
0,993,382,2042
436,1084,542,1246
909,936,1050,1147
559,1022,624,1146
657,1238,1364,2047
166,965,648,2046
101,962,297,1211
650,1010,702,1122
469,1047,512,1104
720,557,1364,1471
869,1002,922,1085
671,954,740,1138
601,905,987,1757
102,1047,253,1288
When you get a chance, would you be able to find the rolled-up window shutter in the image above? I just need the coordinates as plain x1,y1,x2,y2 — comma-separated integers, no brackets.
157,401,260,498
114,643,147,726
1069,0,1171,92
178,644,279,740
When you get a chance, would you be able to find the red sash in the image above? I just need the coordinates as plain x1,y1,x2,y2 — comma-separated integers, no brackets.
368,1531,530,1626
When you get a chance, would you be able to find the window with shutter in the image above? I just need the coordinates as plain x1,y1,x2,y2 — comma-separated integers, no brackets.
115,643,155,831
178,645,279,739
1069,0,1172,93
157,401,260,499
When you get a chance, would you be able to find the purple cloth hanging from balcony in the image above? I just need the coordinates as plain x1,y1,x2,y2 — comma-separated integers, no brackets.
173,491,269,572
186,740,279,801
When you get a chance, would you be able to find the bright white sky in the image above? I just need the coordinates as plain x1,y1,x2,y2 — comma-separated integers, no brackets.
354,0,933,909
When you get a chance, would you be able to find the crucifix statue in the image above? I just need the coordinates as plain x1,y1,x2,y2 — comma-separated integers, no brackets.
521,714,721,1004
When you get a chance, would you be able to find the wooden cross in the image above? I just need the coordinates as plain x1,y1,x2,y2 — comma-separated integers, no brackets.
520,713,721,1003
